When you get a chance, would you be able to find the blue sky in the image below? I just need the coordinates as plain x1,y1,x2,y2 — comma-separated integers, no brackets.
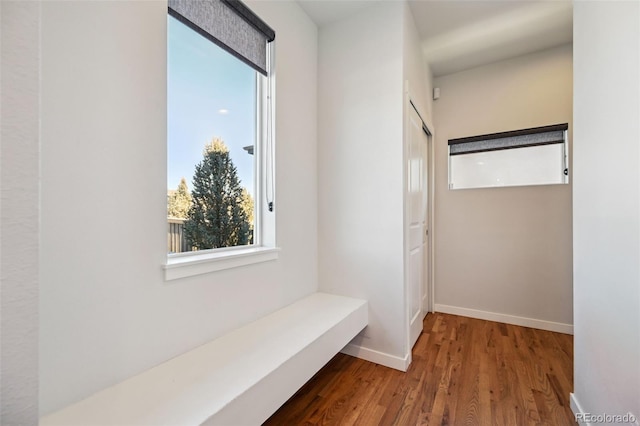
168,16,256,196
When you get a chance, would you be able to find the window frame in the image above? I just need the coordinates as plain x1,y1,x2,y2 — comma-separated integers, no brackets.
447,123,569,190
164,3,278,281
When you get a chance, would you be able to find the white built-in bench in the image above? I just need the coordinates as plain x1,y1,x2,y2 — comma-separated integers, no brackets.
40,292,368,426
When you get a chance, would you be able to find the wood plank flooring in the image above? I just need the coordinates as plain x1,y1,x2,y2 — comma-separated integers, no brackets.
264,313,575,425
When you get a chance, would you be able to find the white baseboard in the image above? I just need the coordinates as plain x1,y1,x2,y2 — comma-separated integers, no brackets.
341,343,410,372
570,393,587,425
570,393,639,426
434,304,573,335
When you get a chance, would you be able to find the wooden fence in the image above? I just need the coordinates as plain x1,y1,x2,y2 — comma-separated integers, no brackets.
168,218,192,254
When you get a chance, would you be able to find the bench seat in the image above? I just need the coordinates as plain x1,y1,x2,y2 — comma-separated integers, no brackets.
40,292,368,426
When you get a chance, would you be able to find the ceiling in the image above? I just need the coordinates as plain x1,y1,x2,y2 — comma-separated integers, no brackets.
297,0,375,28
297,0,573,77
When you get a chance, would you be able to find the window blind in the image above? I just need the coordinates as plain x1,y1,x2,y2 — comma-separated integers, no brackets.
168,0,275,75
448,123,568,156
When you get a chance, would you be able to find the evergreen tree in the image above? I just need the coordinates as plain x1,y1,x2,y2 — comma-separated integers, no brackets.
240,187,255,245
167,177,192,218
184,138,252,249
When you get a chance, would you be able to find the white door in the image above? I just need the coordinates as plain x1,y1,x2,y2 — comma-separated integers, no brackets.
408,104,428,349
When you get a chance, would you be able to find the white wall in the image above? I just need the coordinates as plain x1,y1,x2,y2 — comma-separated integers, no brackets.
39,0,318,415
402,2,431,122
0,2,41,423
573,1,640,419
433,44,574,331
317,2,407,366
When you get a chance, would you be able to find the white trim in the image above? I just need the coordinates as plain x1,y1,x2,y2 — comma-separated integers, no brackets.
434,304,573,334
402,82,411,359
164,246,280,281
571,394,639,426
341,343,410,372
570,393,589,426
256,40,277,247
425,118,435,314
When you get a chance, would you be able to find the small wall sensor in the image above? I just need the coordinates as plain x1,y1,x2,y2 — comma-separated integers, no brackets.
433,87,440,100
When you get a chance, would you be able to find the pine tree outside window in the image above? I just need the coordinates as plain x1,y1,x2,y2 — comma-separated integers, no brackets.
164,0,277,280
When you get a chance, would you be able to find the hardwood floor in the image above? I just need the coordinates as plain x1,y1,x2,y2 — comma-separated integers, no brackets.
264,313,575,426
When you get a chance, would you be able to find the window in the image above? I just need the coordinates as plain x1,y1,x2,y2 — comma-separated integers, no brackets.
165,0,277,280
448,123,569,190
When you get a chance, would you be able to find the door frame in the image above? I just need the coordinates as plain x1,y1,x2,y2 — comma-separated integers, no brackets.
403,82,436,365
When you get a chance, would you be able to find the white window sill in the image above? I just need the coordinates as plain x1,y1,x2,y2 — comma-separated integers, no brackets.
164,246,280,281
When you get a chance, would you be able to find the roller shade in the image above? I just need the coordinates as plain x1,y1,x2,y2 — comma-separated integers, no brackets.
168,0,275,75
449,123,568,156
